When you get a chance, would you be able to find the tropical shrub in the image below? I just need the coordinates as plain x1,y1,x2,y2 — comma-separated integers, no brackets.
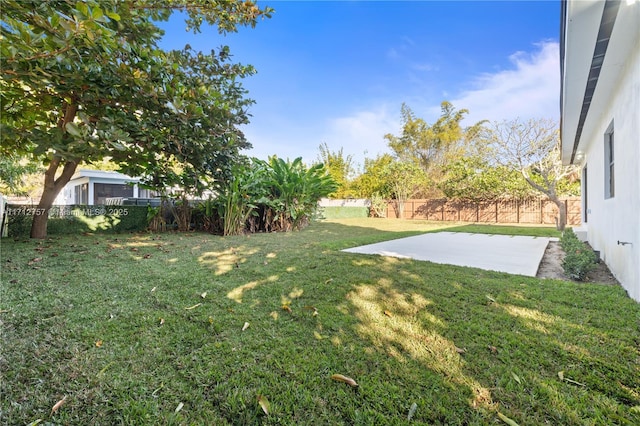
203,157,337,235
264,156,337,231
561,228,597,280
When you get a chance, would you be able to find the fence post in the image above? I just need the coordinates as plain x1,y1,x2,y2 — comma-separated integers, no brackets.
495,200,498,223
516,199,520,223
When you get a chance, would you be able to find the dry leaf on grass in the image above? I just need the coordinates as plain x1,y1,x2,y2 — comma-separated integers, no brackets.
184,303,202,310
281,304,292,313
303,306,318,316
257,395,270,415
455,347,467,354
331,374,358,388
383,310,393,317
201,292,207,299
175,402,184,413
242,322,250,331
95,340,103,348
51,396,67,414
558,371,586,386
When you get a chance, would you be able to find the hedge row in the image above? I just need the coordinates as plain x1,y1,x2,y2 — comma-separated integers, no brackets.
320,206,370,219
560,228,597,280
5,205,149,237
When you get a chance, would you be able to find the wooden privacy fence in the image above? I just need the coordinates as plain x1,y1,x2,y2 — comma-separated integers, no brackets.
385,197,582,225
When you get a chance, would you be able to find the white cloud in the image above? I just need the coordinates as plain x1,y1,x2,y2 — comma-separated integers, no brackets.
320,106,400,170
244,41,560,168
452,41,560,124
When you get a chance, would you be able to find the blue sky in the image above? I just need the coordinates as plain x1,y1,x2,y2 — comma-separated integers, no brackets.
159,1,561,170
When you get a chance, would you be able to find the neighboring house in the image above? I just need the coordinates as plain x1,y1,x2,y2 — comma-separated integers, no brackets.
55,169,158,206
560,0,639,301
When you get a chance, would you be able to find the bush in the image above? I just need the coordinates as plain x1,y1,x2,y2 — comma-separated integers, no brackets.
561,228,597,280
320,206,370,219
6,205,149,237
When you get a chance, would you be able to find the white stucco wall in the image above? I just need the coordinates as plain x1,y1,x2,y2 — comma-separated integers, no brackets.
54,176,90,205
54,171,141,206
581,43,640,301
318,198,371,207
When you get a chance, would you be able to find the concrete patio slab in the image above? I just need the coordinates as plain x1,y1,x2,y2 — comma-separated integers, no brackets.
342,232,553,277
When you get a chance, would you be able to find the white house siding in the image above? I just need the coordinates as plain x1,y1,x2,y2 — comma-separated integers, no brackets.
54,170,141,206
581,40,640,301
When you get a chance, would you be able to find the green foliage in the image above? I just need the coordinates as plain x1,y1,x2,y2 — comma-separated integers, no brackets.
6,205,148,237
0,0,272,237
383,160,428,218
192,196,220,234
218,161,270,235
561,228,597,280
202,157,337,235
369,193,388,218
320,206,370,219
439,157,533,201
350,154,394,198
0,154,41,194
315,142,355,198
385,102,486,196
263,156,338,231
486,119,580,231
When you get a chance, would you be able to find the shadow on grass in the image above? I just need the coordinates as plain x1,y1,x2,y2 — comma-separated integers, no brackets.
214,221,638,423
1,221,637,425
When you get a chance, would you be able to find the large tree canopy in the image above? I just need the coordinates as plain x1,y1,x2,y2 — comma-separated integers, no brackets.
486,118,579,230
0,0,272,238
384,101,486,196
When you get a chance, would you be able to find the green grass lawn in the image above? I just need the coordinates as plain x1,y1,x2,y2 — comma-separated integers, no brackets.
1,219,638,425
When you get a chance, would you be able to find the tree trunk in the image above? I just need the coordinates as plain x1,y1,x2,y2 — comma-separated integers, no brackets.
30,158,78,239
31,102,80,238
551,197,567,231
521,170,567,231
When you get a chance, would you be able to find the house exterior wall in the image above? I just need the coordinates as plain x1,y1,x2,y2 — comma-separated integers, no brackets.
580,43,640,301
90,178,138,204
55,176,141,206
56,177,90,205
